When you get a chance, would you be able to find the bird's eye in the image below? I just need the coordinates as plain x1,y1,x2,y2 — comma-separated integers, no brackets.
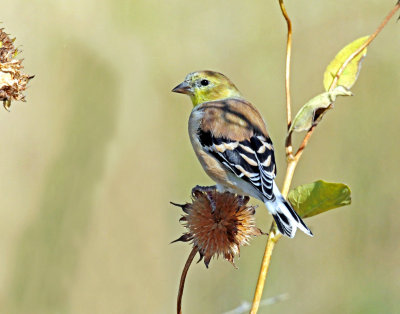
200,79,209,86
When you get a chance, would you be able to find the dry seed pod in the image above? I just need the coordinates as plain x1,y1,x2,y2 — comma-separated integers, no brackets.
0,28,33,110
172,187,264,268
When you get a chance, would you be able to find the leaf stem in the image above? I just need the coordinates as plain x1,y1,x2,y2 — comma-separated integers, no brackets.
295,125,316,159
177,247,197,314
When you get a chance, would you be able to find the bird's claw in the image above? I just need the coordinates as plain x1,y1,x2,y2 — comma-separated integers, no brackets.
191,185,216,194
191,185,217,213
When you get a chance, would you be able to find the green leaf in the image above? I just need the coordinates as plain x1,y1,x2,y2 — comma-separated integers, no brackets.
289,86,352,133
323,36,369,91
288,180,351,218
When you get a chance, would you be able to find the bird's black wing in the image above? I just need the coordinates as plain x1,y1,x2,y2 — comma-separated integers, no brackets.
198,129,276,201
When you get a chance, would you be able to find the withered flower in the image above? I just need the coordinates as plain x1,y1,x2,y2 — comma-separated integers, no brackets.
0,28,34,110
172,187,263,268
172,187,263,314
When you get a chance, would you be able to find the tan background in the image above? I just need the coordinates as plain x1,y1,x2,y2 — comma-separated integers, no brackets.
0,0,399,313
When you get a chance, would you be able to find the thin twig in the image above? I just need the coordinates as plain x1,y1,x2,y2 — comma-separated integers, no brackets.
295,125,316,159
295,2,400,159
250,224,280,314
250,1,292,313
177,247,198,314
279,0,293,128
250,2,400,314
295,1,400,156
278,0,294,158
328,1,400,92
280,160,297,198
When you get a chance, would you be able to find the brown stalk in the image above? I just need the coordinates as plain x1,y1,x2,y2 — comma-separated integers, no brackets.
279,0,294,159
250,2,400,313
177,247,198,314
250,0,292,312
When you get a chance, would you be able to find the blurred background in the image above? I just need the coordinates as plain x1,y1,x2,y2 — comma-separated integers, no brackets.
0,0,399,313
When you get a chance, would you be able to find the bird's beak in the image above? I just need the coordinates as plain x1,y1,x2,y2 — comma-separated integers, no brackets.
172,81,192,95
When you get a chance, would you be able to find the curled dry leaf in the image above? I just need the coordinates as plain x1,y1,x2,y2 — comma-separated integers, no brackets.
289,86,353,134
0,28,34,110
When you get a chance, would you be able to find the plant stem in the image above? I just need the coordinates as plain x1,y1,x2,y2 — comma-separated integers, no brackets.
298,2,400,149
177,247,197,314
250,2,399,314
250,224,280,314
328,1,400,91
250,1,293,313
295,125,316,159
278,0,294,159
281,160,297,197
249,158,294,314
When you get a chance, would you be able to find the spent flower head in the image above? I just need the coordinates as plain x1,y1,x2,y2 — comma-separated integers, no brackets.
0,28,34,110
172,187,263,268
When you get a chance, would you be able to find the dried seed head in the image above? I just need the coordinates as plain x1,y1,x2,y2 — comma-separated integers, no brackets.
0,28,34,110
172,188,264,268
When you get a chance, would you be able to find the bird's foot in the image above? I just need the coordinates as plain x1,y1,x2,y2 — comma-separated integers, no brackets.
237,195,250,206
191,185,217,213
206,191,217,213
191,185,217,194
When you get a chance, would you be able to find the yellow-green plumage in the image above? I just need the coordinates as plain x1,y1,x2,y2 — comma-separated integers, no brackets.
171,71,242,106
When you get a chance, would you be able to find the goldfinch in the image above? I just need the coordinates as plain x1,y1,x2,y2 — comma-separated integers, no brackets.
172,70,313,238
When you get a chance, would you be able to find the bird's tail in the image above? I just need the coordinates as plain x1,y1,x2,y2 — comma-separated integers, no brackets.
265,183,313,238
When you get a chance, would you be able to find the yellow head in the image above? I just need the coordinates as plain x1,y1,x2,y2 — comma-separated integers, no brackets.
172,71,241,106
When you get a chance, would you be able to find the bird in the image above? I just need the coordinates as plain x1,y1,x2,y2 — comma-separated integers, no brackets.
172,70,313,238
